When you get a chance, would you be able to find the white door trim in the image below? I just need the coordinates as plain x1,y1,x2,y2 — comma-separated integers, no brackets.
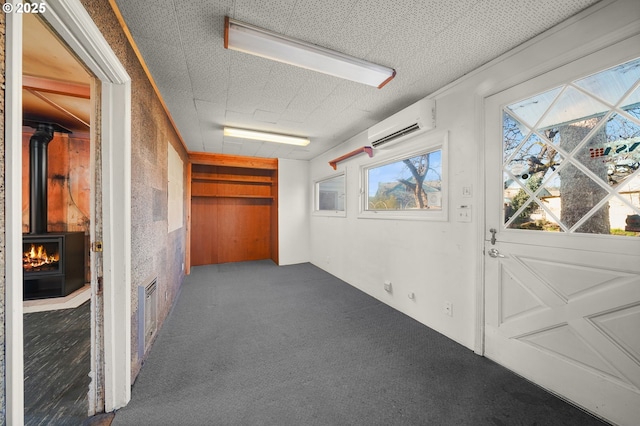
5,5,25,425
5,0,132,421
473,93,487,355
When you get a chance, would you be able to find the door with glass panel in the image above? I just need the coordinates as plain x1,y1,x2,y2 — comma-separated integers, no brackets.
484,52,640,425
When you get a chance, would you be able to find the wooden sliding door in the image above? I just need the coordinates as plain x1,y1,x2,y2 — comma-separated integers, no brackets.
188,153,278,267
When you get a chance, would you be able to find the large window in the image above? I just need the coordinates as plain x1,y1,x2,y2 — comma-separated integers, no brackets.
314,173,346,216
361,133,447,220
502,57,640,236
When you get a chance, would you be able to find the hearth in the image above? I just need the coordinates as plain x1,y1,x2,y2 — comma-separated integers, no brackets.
23,122,86,300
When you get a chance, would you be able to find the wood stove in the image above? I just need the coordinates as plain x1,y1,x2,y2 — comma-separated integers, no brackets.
23,233,85,299
23,122,86,300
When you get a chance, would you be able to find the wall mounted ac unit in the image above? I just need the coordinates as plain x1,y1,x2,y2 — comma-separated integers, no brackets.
368,98,435,149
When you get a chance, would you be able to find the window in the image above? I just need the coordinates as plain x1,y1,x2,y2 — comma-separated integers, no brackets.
314,173,346,216
502,57,640,236
361,133,447,220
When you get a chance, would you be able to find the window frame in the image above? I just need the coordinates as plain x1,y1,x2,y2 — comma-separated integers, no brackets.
313,171,347,217
359,131,448,221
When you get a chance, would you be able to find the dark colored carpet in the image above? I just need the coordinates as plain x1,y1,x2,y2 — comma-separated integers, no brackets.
113,260,607,426
24,301,91,425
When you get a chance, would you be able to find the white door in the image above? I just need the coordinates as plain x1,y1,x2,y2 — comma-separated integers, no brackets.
484,47,640,426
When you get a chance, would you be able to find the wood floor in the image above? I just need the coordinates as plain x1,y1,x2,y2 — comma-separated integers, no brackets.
24,300,91,425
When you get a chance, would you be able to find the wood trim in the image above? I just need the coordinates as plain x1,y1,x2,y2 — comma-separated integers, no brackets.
23,75,91,98
108,0,189,155
271,166,279,265
26,88,91,128
191,174,273,184
189,151,278,170
377,69,396,89
185,163,192,275
329,146,373,170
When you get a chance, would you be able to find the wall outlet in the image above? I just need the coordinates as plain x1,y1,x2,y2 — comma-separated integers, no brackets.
456,205,472,223
444,301,453,317
384,280,392,293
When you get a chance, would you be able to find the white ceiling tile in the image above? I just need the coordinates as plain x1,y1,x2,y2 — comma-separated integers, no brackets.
115,0,601,160
279,110,310,124
233,0,299,33
253,110,280,123
285,0,360,49
253,142,279,158
224,110,255,126
222,142,243,156
202,130,224,152
133,37,191,91
195,99,226,121
114,0,181,46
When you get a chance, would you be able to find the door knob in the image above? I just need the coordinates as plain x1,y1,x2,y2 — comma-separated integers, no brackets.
488,248,505,258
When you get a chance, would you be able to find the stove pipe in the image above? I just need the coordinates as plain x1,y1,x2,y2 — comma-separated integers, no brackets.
29,123,55,234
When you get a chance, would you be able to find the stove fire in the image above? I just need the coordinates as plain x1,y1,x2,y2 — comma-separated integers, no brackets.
23,234,84,299
23,243,60,272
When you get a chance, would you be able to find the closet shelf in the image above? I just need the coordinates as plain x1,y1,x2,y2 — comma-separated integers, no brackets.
192,175,273,184
191,194,274,200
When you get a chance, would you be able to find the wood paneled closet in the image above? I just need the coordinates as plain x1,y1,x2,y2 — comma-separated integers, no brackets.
187,153,278,270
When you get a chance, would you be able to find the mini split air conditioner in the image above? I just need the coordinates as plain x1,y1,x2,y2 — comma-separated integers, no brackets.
368,98,435,149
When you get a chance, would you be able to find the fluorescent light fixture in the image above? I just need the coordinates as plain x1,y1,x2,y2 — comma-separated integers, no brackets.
224,127,310,146
224,17,396,89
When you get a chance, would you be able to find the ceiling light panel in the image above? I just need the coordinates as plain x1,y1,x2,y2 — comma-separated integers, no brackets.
224,127,310,146
224,17,395,88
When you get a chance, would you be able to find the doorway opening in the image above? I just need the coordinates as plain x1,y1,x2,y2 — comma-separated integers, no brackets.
6,2,132,422
22,12,95,423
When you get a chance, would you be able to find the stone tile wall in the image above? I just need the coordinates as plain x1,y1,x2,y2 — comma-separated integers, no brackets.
78,0,188,380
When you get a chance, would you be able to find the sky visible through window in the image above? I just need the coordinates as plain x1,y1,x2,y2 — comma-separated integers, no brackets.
368,150,442,197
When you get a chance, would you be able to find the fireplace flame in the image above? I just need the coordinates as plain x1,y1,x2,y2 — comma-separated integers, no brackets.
23,244,60,270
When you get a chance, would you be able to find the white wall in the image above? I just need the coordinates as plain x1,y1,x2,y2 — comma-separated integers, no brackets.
278,158,311,265
310,128,477,349
308,0,640,350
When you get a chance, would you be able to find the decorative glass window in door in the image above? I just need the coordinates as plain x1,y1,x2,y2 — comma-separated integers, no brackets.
502,57,640,236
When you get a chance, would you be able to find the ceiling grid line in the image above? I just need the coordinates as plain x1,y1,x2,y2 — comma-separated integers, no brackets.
109,0,603,160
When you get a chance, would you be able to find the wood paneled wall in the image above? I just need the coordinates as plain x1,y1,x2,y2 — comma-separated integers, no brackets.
188,153,278,268
21,130,91,233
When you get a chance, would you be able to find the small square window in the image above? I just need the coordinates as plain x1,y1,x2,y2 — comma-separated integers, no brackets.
314,173,346,216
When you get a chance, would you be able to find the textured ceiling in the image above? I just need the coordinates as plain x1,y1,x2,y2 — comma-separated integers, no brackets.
113,0,601,160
